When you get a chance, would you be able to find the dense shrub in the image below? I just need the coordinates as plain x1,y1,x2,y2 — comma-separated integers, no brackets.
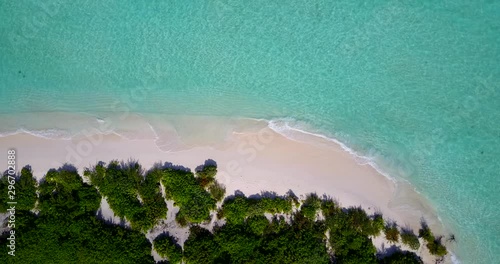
301,193,321,220
208,180,226,202
0,175,9,212
220,195,250,223
344,206,382,236
370,214,384,236
426,239,448,257
213,223,262,263
136,167,169,230
418,223,447,256
195,163,217,187
84,161,167,231
153,233,183,264
254,212,330,264
183,226,222,264
16,166,38,211
401,230,420,250
325,207,378,263
321,198,341,217
384,223,400,243
0,166,154,264
246,215,270,235
162,168,216,224
418,224,433,242
0,166,37,212
220,194,292,224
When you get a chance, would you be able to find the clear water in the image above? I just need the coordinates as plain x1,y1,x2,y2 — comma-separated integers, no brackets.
1,1,499,262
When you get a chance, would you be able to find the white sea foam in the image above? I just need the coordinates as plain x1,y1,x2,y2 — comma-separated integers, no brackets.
0,128,73,140
451,253,461,264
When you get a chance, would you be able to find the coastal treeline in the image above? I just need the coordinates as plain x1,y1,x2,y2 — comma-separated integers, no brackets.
0,160,447,263
0,165,153,263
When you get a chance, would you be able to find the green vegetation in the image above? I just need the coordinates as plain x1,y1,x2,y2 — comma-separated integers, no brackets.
324,205,378,263
0,175,9,212
246,215,269,235
255,212,330,263
301,193,322,220
208,180,226,202
0,165,154,264
419,223,448,257
162,166,216,225
183,226,221,263
219,193,293,224
401,229,420,250
426,238,447,257
84,161,167,231
418,223,433,241
153,233,183,264
371,214,384,236
384,223,400,243
0,160,445,263
195,161,218,188
183,212,330,264
0,166,37,212
14,167,37,211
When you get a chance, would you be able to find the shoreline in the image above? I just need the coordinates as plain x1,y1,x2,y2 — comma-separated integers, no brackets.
0,117,454,263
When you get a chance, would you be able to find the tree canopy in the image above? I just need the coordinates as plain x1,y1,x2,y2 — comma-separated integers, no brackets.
0,165,154,264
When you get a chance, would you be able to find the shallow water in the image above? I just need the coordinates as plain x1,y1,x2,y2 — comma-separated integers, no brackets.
1,1,499,262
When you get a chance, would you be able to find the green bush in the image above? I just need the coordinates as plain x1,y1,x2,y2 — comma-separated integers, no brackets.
183,226,221,264
384,223,400,243
418,222,447,256
321,198,341,217
267,215,289,234
255,212,330,264
210,212,330,263
0,166,37,212
0,175,10,212
426,239,447,257
16,166,38,211
135,168,169,230
418,224,434,242
258,196,293,214
213,223,261,263
370,214,384,236
325,207,378,263
220,195,249,223
195,164,217,187
0,165,154,264
162,168,216,224
208,180,226,202
401,230,420,250
220,194,293,224
246,215,270,235
301,193,321,220
344,207,377,236
153,233,183,264
84,161,167,231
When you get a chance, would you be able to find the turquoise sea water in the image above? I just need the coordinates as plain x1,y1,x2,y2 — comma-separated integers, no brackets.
1,1,499,262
